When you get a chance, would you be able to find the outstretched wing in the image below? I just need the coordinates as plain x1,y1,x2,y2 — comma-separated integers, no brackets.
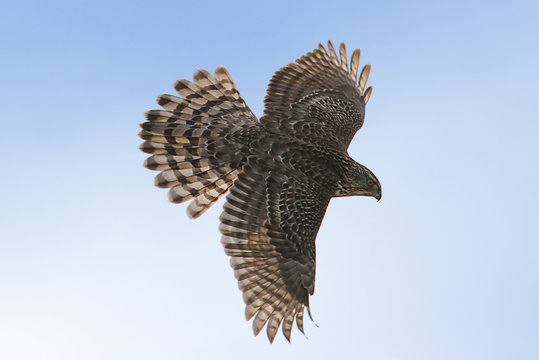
262,41,373,151
219,155,336,343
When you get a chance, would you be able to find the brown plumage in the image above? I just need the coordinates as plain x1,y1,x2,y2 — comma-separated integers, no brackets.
139,41,382,343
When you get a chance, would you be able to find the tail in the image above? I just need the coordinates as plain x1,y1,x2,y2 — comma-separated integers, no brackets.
139,66,258,218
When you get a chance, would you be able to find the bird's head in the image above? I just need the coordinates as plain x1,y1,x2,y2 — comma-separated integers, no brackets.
335,161,382,201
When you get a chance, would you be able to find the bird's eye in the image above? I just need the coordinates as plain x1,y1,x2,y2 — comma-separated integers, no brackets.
367,179,374,186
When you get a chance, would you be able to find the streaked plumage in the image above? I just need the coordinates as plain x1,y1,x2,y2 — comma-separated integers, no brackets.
139,41,382,342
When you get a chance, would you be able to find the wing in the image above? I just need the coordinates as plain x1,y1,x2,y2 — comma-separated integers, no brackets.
219,155,336,342
262,41,373,151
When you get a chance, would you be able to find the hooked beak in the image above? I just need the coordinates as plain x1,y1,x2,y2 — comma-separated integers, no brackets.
374,193,382,202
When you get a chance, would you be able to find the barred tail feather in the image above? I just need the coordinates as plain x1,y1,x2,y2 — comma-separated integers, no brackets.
139,66,258,218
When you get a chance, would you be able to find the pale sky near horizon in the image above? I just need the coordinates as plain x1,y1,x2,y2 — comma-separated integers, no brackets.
1,1,538,359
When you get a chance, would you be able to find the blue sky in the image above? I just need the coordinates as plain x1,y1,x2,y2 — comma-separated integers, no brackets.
1,0,538,359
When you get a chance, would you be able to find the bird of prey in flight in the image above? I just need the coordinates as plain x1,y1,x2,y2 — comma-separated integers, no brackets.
139,41,381,343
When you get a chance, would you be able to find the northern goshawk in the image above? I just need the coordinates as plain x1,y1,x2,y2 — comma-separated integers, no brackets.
139,41,382,343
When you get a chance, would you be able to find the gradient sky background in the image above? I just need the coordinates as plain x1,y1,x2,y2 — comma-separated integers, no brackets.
1,0,538,359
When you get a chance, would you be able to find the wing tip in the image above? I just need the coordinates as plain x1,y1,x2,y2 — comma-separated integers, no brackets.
321,41,371,92
363,86,373,104
358,63,372,93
